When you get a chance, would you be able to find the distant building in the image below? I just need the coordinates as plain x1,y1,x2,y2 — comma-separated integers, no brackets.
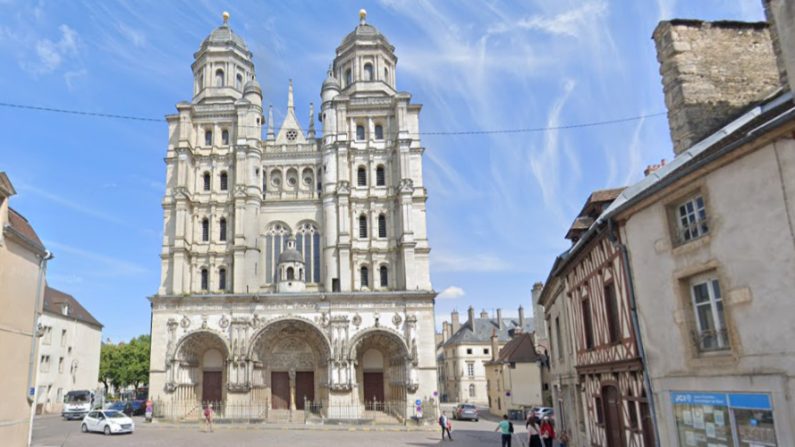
36,286,102,414
0,172,50,445
438,306,532,404
484,331,543,416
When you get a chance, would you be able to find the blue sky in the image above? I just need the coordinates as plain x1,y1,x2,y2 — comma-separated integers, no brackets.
0,0,764,342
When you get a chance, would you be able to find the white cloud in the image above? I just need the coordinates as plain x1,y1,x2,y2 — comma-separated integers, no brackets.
17,183,128,227
511,1,608,38
45,240,149,278
117,22,146,48
26,24,80,75
437,286,465,300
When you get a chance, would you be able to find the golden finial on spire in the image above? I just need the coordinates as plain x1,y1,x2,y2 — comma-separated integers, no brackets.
359,9,367,24
222,11,230,24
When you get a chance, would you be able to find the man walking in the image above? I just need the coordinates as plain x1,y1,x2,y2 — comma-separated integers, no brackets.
439,411,453,441
495,414,513,447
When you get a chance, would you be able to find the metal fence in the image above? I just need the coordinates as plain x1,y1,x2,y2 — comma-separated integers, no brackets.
153,399,270,422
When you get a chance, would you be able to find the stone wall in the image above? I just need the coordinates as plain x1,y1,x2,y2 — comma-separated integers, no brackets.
653,20,780,155
764,0,795,93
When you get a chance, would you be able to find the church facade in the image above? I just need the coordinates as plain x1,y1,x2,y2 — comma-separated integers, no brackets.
148,11,437,421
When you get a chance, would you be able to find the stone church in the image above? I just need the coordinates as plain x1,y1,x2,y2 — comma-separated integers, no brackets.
148,11,437,421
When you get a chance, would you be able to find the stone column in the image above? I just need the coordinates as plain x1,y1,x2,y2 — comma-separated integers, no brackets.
288,369,296,411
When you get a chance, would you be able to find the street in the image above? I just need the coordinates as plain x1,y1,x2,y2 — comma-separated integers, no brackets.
32,412,537,447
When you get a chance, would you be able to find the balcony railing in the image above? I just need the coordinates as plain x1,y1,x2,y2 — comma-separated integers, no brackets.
692,328,729,352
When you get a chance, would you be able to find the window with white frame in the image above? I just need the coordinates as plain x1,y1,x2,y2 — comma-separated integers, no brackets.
466,362,475,377
676,194,709,242
689,275,729,351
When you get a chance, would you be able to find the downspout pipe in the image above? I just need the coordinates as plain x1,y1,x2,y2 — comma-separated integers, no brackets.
607,219,661,447
27,249,53,447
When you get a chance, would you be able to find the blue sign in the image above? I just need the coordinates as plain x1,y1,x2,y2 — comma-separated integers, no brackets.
729,393,772,410
415,399,422,406
671,392,727,407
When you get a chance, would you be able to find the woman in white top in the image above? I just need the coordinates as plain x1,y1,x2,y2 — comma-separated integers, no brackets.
526,414,542,447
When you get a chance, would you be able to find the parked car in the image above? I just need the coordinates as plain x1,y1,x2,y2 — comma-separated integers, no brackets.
81,410,135,435
130,400,146,416
453,403,479,421
530,407,554,419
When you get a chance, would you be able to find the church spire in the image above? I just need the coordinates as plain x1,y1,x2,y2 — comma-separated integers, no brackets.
267,105,275,141
288,79,294,111
308,102,315,139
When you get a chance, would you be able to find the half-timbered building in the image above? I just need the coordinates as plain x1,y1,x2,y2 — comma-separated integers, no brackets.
542,189,654,447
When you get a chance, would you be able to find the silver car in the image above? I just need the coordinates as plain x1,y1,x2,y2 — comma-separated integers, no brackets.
453,403,479,421
81,410,135,435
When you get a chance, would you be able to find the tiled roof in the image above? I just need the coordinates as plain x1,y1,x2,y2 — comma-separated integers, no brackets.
444,317,534,346
43,286,103,329
496,332,540,363
6,207,45,252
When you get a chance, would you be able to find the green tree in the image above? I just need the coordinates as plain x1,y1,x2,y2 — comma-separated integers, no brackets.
98,335,151,394
98,341,120,393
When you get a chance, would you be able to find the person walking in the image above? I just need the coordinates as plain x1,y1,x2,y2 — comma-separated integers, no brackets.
439,411,453,441
495,414,513,447
202,403,214,433
540,416,555,447
526,414,542,447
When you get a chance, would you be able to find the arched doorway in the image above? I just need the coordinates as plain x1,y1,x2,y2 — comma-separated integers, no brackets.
170,331,230,405
602,384,624,447
249,319,330,411
350,329,410,408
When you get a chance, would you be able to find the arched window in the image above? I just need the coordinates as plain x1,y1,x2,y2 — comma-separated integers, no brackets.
222,129,229,145
360,266,369,287
469,384,476,398
363,63,373,81
345,68,352,86
379,265,388,288
205,130,213,146
384,67,388,82
378,214,387,238
374,124,384,140
219,268,227,291
264,223,291,284
215,69,224,87
201,218,209,242
220,172,228,191
356,125,365,141
200,268,209,290
219,218,227,241
286,266,294,280
357,166,367,186
376,165,385,186
203,172,211,191
295,222,321,283
359,215,368,238
199,73,204,89
236,73,243,90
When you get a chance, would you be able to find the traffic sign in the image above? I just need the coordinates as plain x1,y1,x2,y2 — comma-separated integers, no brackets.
415,399,422,406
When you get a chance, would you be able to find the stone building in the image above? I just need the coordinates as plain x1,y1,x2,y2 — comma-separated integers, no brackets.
148,10,437,422
0,172,51,445
437,306,533,405
35,286,102,414
484,331,543,417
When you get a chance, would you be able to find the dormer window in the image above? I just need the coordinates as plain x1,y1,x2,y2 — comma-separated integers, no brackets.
215,69,224,87
61,303,69,316
364,63,373,81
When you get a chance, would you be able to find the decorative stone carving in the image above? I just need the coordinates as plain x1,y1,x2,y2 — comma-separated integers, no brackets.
392,313,403,328
180,315,191,329
373,312,380,328
352,313,362,328
251,314,262,328
201,315,208,329
337,180,350,195
399,178,414,194
219,314,230,329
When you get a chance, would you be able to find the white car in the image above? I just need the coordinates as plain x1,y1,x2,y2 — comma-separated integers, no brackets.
81,410,135,435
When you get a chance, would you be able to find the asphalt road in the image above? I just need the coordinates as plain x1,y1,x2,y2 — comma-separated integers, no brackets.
32,411,537,447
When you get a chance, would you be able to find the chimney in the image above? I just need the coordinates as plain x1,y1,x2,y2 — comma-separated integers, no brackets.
451,310,460,334
644,159,667,176
480,309,489,319
764,0,795,93
518,305,525,328
467,306,475,329
442,321,450,343
490,329,499,362
653,20,779,155
496,308,503,330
